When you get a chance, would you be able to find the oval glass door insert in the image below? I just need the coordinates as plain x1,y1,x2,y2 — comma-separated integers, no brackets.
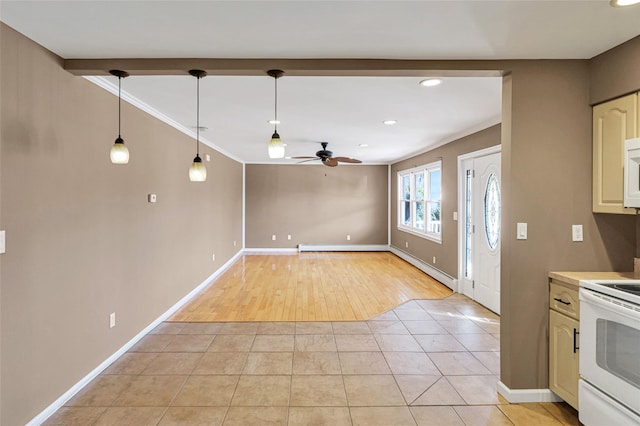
484,173,500,250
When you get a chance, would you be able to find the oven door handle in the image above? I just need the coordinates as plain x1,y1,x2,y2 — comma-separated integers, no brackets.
580,288,640,322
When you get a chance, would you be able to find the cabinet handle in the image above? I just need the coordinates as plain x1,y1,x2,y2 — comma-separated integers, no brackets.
573,328,580,353
554,297,571,306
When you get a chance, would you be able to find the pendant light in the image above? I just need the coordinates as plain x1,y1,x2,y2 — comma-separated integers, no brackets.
188,69,207,182
267,69,285,159
109,70,130,164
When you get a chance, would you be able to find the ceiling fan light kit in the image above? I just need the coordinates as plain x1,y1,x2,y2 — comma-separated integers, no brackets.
267,69,285,159
188,69,207,182
109,69,130,164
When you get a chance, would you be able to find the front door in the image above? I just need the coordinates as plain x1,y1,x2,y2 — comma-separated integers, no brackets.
472,152,501,314
459,148,501,314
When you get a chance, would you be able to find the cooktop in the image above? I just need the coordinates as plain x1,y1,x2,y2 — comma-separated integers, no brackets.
580,280,640,306
598,283,640,296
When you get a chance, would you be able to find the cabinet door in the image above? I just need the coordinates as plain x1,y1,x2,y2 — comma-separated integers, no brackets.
593,93,638,214
549,310,579,409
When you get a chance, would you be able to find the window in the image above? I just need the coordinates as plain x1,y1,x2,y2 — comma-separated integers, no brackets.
397,161,442,242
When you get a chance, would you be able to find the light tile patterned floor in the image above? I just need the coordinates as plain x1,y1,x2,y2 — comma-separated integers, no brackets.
45,294,579,425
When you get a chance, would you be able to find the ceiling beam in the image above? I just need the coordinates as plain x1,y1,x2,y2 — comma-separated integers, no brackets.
64,58,508,77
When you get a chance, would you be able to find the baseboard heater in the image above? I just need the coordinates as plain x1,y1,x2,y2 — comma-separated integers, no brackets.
388,245,457,291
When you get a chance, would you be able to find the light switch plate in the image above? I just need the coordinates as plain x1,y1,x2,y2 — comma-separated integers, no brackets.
517,223,527,240
148,193,157,203
0,230,5,254
572,224,583,242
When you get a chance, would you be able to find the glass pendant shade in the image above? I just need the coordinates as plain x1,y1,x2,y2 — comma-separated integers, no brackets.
268,131,285,159
110,137,129,164
189,155,207,182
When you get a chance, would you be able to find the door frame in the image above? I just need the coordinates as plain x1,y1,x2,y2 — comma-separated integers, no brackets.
457,145,501,298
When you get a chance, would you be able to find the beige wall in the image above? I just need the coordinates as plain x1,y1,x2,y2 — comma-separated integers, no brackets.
391,125,501,278
590,35,640,105
0,24,243,425
500,61,635,390
246,164,388,248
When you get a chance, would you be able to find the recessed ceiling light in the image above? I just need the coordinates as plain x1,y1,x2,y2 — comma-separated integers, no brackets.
268,120,281,125
610,0,640,6
419,78,442,87
383,120,397,125
359,144,369,147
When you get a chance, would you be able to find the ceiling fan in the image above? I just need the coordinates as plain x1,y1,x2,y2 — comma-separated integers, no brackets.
292,142,362,167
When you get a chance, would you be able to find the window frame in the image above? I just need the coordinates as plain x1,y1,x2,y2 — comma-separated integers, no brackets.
397,160,442,243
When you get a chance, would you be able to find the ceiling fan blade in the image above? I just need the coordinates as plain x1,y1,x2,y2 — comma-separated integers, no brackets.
333,157,362,164
291,156,317,159
324,158,339,167
297,158,320,164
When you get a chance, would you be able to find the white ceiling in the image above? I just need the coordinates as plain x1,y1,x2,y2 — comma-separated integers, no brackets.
2,1,639,164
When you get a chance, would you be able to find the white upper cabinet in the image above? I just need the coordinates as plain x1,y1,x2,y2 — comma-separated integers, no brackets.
592,93,638,214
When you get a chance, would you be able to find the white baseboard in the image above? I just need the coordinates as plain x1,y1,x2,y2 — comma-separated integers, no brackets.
298,244,389,252
243,248,299,254
497,381,563,403
389,246,457,291
27,250,244,426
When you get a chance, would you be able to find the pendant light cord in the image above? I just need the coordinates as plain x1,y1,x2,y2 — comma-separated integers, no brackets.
196,75,200,157
274,75,278,133
118,76,122,137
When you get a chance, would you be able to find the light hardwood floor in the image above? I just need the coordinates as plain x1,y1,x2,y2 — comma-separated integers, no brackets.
170,252,453,322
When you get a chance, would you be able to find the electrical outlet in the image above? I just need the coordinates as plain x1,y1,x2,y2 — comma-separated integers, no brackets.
572,224,583,242
453,211,458,221
433,256,437,264
0,230,5,254
205,154,211,162
212,253,216,261
287,234,291,240
347,235,351,241
272,235,276,241
405,241,409,248
109,312,116,329
233,240,237,247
